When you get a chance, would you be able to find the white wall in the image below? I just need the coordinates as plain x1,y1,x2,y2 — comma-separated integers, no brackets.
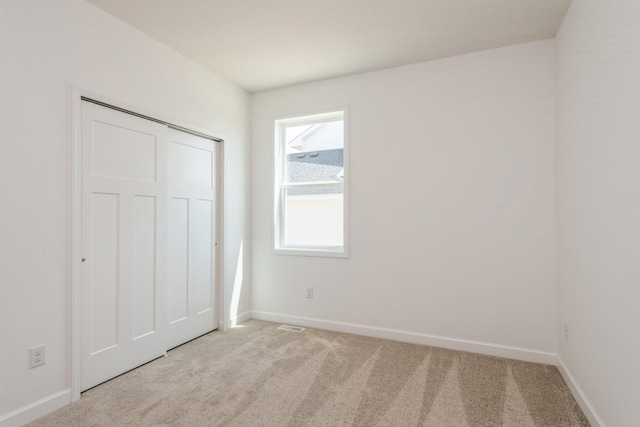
0,0,250,424
252,40,557,361
556,1,640,426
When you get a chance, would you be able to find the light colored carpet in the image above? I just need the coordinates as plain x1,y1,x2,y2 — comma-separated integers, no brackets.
29,320,589,426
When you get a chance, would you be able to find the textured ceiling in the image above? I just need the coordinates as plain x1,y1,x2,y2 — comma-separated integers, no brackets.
86,0,572,93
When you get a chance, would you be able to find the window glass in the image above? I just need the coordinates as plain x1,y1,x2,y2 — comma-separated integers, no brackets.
283,188,344,247
285,120,344,184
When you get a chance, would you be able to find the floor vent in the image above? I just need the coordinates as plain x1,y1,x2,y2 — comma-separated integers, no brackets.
278,324,305,332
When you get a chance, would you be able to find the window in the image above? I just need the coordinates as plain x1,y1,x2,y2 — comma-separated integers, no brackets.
274,110,347,256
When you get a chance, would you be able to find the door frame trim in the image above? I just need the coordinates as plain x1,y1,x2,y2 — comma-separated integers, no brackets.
70,86,227,401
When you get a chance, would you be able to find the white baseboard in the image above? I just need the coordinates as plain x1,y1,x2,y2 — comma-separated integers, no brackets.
0,389,71,427
556,356,605,427
228,310,252,328
251,311,556,365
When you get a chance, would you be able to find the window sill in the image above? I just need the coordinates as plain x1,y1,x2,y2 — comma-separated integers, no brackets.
272,247,349,259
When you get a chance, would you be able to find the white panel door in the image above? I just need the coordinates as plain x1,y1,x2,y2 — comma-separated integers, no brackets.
167,129,218,349
81,101,168,391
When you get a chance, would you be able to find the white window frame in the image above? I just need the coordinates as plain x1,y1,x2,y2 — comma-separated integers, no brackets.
273,109,348,258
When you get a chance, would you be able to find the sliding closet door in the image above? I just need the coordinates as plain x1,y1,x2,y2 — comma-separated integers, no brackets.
167,129,218,349
80,101,168,391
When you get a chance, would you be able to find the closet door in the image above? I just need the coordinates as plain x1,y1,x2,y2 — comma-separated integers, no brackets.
81,101,168,391
167,129,218,349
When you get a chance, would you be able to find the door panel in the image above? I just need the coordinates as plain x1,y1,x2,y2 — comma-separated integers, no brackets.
167,129,218,349
194,199,213,314
81,101,167,391
89,192,119,354
92,121,157,182
168,197,190,323
132,195,157,339
170,142,213,189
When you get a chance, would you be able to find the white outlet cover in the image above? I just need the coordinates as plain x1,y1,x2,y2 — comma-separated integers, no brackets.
30,344,46,368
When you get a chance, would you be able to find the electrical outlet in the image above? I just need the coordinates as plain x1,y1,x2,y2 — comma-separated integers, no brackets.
563,322,569,343
306,287,314,299
30,344,46,368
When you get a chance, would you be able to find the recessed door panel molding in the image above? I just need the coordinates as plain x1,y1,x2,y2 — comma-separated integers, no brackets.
81,101,168,391
167,129,218,349
170,142,214,189
132,195,157,339
92,121,157,182
168,197,190,324
194,199,213,314
89,193,119,354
